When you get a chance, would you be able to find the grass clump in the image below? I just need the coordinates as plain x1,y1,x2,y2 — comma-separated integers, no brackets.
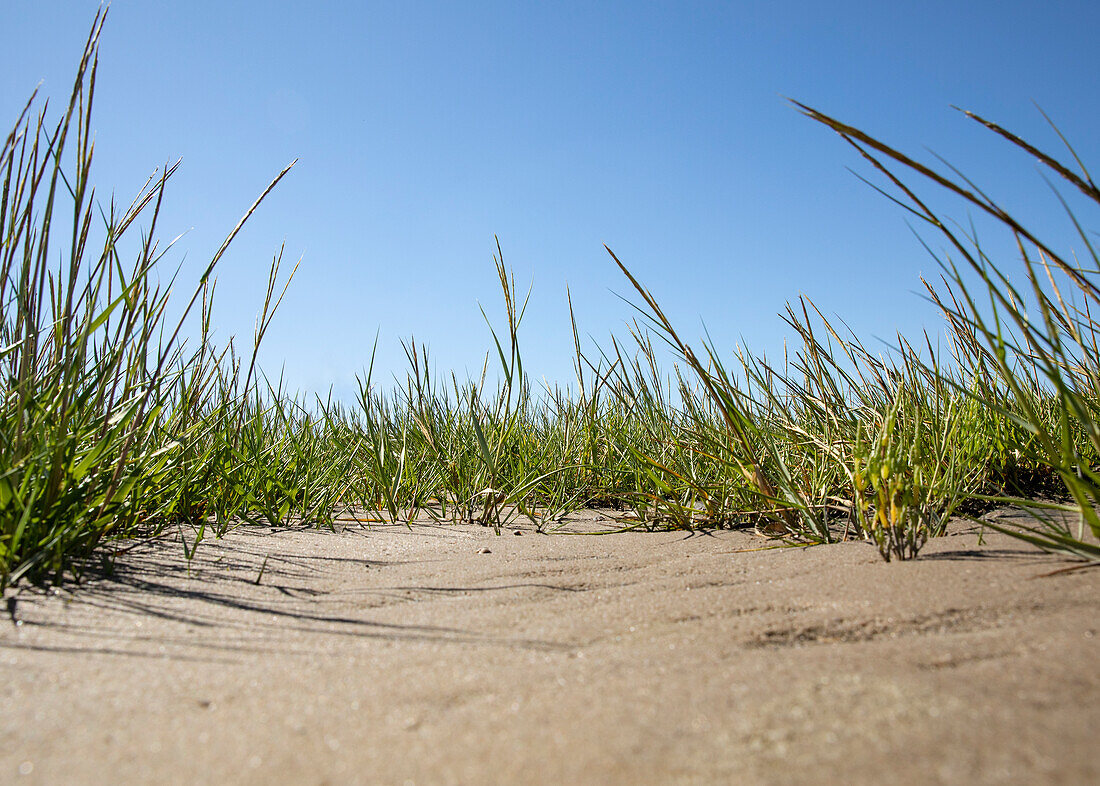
795,100,1100,561
0,11,338,587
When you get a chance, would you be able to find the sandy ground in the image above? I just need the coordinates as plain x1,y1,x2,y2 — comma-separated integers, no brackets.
1,509,1097,785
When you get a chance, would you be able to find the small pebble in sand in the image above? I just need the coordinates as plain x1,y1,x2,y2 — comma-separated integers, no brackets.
477,547,492,554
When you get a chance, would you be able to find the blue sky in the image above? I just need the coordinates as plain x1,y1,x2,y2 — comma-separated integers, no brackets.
3,1,1098,399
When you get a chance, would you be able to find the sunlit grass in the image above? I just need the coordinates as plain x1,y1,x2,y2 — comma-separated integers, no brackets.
2,13,1097,589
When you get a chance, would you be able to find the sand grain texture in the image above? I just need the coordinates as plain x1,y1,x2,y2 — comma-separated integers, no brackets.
2,510,1097,785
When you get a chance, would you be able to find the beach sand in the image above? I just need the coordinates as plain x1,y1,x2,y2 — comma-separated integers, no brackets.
1,509,1097,785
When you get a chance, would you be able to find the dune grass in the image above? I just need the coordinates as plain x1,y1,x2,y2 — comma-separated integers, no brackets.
0,12,344,587
2,14,1098,589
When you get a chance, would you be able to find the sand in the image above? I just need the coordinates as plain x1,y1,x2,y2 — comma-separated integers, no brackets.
1,508,1097,785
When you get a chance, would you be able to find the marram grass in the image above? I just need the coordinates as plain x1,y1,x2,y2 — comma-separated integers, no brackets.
2,14,1098,589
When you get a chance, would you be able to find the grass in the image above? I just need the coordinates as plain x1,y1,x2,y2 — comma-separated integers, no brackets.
2,13,1098,589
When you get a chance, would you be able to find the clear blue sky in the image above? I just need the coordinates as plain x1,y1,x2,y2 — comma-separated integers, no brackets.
3,1,1098,399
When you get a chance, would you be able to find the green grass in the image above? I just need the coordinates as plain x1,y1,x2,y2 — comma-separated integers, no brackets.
2,13,1098,589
